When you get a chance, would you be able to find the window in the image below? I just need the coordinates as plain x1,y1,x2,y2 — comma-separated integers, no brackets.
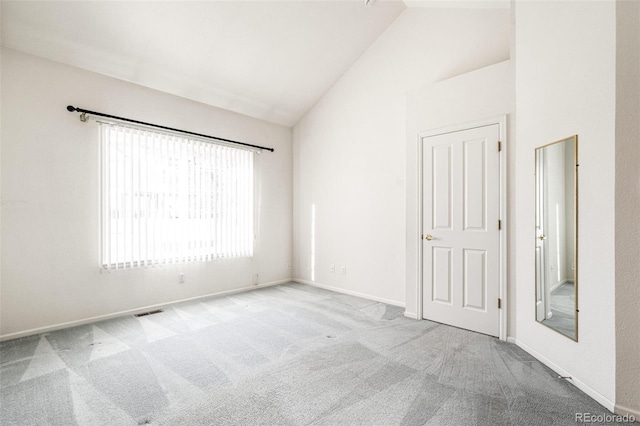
100,122,254,269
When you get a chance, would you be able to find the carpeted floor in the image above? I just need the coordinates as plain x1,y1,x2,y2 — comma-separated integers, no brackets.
0,282,625,425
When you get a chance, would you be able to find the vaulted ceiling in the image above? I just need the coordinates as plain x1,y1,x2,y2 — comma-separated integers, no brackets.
1,1,408,127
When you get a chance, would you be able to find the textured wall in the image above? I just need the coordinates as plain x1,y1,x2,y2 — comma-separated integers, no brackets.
293,7,510,305
1,49,293,338
615,0,640,418
514,0,617,408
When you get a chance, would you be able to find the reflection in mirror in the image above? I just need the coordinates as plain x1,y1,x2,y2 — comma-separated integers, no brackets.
535,135,578,340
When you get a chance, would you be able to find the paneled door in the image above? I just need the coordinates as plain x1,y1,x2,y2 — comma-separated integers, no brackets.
422,124,501,337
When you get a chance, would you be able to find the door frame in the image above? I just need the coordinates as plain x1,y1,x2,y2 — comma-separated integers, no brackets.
415,116,508,341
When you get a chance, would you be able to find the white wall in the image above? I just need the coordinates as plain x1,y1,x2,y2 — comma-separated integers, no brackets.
514,1,617,409
0,7,3,340
293,7,510,305
615,0,640,418
405,60,514,333
0,48,293,339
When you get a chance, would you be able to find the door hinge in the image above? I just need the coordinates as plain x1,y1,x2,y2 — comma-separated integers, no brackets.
498,220,502,230
498,298,502,309
498,141,502,152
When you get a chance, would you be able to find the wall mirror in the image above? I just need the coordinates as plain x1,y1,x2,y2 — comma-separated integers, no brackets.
535,135,578,340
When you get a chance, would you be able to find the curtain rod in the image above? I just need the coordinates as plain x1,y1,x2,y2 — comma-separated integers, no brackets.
66,105,275,152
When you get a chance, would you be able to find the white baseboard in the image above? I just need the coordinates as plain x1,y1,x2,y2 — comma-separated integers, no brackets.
293,278,405,308
615,404,640,421
404,311,419,320
615,404,640,422
506,336,517,344
0,278,292,342
515,339,616,413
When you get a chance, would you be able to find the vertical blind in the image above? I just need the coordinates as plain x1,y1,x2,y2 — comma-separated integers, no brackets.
100,122,254,270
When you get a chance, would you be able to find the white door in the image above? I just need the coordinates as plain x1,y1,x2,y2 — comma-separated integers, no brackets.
422,124,501,337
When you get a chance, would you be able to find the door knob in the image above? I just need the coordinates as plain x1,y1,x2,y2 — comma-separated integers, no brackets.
539,234,546,240
425,234,433,241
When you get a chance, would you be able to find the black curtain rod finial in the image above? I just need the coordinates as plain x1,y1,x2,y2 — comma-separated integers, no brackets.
66,105,77,112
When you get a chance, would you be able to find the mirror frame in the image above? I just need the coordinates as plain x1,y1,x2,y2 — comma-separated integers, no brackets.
534,135,578,341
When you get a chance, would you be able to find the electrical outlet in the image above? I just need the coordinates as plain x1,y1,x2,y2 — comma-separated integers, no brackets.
330,264,335,273
341,266,346,275
287,263,291,270
571,262,575,271
178,273,185,284
253,274,259,285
